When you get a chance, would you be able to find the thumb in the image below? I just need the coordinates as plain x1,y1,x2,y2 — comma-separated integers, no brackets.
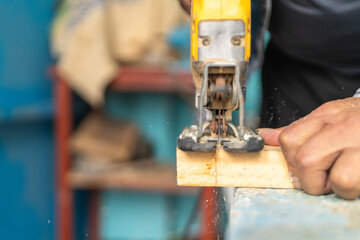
257,127,285,146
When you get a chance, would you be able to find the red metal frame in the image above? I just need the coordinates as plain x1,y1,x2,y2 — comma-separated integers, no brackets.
52,66,216,240
110,66,194,93
201,187,218,240
89,191,100,240
53,69,74,240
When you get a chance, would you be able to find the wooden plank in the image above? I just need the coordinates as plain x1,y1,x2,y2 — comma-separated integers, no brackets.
177,146,294,188
228,188,360,240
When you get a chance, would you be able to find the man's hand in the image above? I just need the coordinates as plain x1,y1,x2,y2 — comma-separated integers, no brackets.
258,98,360,200
178,0,191,14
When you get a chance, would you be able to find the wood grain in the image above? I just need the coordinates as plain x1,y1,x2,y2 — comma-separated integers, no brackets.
177,146,294,188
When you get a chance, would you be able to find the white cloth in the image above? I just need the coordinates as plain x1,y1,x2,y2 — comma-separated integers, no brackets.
52,0,117,106
353,88,360,98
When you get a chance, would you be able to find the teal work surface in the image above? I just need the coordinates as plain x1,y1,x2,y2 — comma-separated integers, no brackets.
227,188,360,240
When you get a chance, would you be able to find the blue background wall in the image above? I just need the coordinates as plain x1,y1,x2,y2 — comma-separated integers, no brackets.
0,0,55,239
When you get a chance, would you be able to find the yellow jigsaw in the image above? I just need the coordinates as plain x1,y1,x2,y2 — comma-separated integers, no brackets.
178,0,263,152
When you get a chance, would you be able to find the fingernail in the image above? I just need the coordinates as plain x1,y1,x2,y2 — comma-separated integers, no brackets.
256,128,271,135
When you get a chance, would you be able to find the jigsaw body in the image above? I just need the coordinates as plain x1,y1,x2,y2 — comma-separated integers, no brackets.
178,0,264,152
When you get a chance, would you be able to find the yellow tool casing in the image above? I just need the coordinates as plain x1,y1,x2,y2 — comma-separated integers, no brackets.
177,0,263,153
191,0,251,90
191,0,251,61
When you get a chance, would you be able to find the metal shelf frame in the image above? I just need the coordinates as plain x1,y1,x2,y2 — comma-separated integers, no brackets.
52,66,218,240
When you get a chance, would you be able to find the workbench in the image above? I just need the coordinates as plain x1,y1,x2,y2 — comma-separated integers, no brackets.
227,188,360,240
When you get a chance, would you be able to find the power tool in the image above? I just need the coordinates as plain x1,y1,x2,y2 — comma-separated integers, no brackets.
177,0,264,152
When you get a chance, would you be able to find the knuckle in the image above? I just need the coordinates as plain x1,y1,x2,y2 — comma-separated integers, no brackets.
330,170,358,193
316,101,337,115
344,115,360,127
301,178,331,196
278,130,296,148
294,151,314,170
318,102,331,111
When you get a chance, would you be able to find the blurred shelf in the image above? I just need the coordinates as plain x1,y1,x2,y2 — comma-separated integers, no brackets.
52,65,198,240
51,65,195,94
68,160,198,195
109,66,194,94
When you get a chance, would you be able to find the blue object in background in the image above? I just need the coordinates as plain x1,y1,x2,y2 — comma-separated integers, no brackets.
244,69,263,128
168,23,191,68
0,0,56,239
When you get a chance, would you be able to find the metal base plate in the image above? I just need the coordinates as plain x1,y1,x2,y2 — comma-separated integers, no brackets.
177,138,216,152
223,136,264,152
177,125,264,153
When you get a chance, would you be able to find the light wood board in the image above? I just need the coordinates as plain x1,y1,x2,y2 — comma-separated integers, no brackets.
177,146,294,188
